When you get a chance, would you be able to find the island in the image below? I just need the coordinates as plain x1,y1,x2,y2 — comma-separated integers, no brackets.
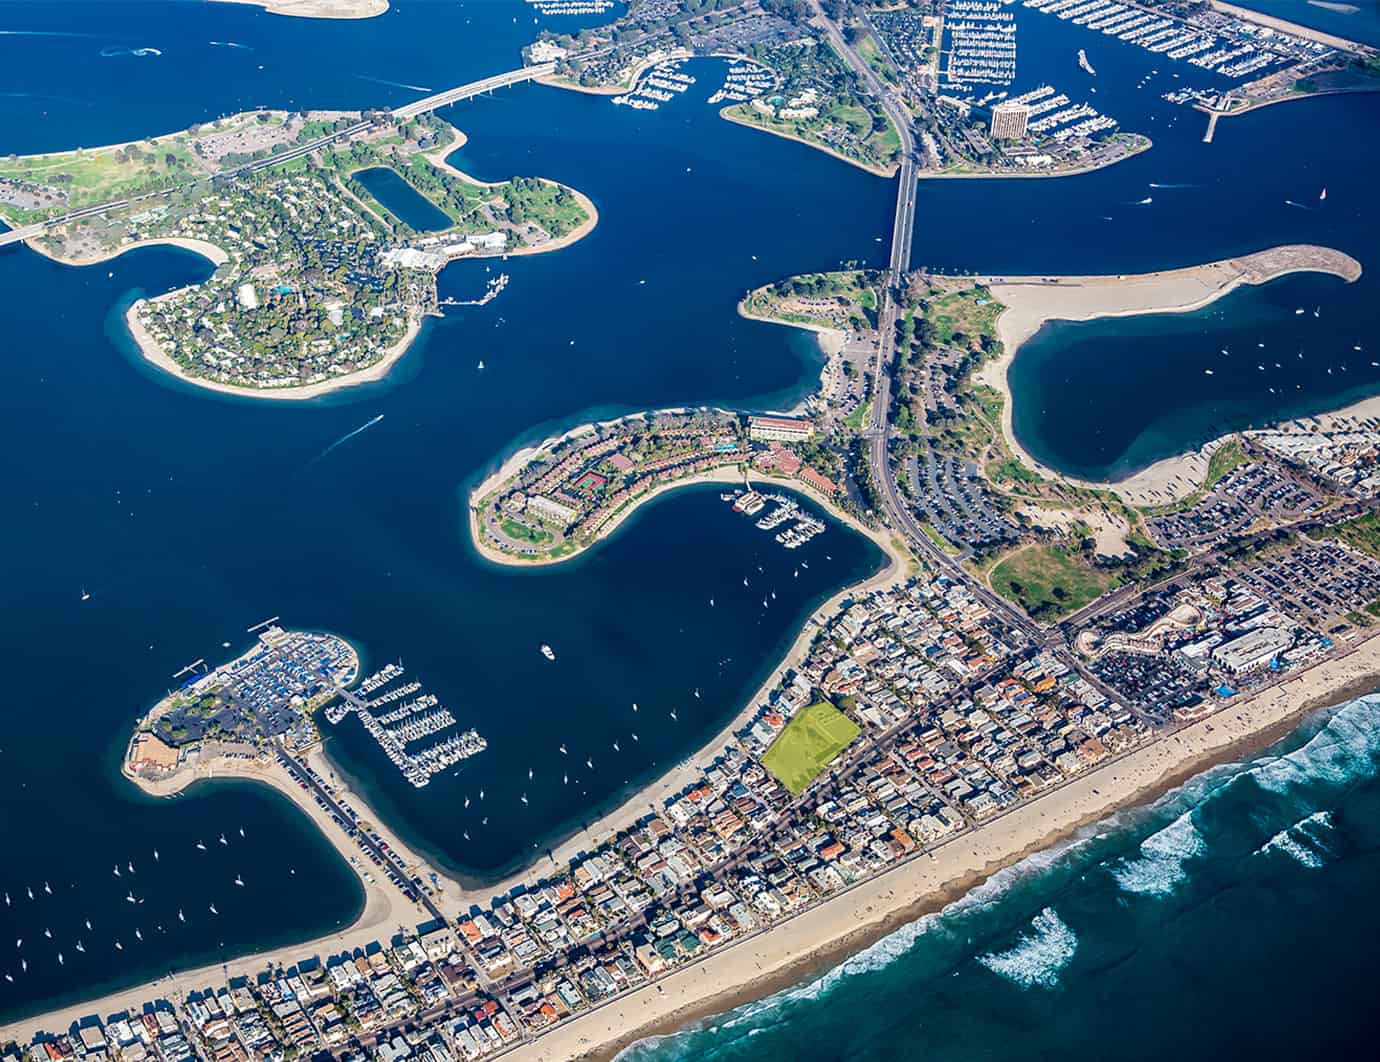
0,111,595,399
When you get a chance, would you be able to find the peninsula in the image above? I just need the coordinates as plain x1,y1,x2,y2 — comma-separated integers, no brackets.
0,111,595,398
209,0,389,19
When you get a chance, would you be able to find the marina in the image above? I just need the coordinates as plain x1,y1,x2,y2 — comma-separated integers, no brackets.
612,59,697,111
730,490,827,550
328,668,487,789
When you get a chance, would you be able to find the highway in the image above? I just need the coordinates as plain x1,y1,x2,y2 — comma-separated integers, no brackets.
0,63,556,251
808,5,1081,657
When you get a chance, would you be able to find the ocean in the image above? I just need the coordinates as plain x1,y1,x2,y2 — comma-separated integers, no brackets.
1,0,1378,1033
621,694,1380,1062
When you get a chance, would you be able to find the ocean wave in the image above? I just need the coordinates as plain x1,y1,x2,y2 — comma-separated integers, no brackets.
1257,810,1334,869
1110,809,1205,896
977,907,1078,989
1248,696,1380,795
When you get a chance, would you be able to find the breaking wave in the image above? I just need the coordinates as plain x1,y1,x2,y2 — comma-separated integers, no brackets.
1258,811,1335,869
1110,810,1206,896
1247,696,1380,795
977,907,1078,989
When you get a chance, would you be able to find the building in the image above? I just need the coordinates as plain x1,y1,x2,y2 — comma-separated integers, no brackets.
748,416,813,443
527,494,578,525
989,101,1030,140
1212,626,1293,674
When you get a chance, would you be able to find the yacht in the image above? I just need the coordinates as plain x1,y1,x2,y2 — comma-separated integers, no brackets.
540,644,556,661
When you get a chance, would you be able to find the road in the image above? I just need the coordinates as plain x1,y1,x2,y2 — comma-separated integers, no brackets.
0,63,556,251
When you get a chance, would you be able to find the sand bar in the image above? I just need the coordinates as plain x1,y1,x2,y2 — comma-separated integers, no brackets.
972,244,1363,506
209,0,389,19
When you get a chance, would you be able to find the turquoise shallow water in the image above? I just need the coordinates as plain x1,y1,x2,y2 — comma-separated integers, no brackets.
623,694,1380,1062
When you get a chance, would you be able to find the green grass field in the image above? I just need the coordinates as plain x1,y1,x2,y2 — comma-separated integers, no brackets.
1318,512,1380,559
926,287,1003,347
762,702,861,794
989,544,1114,619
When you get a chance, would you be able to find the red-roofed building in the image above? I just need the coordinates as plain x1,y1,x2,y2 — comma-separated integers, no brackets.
748,415,814,442
797,466,839,496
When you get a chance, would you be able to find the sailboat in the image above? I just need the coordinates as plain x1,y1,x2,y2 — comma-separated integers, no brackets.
1320,187,1327,201
208,903,218,915
80,590,90,602
233,875,244,887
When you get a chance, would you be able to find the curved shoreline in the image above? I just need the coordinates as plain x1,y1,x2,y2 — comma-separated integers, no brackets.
27,236,229,269
718,106,899,178
461,475,910,906
918,135,1152,180
125,301,425,401
972,244,1363,506
208,0,389,19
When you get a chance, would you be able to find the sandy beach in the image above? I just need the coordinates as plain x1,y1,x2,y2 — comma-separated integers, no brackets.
209,0,389,19
0,750,421,1046
124,301,425,402
464,474,910,905
972,244,1363,506
28,236,229,270
497,630,1380,1062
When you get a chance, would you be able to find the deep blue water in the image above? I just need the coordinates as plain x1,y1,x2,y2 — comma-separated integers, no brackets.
907,4,1380,478
0,0,1378,1035
624,694,1380,1062
353,165,453,231
0,26,890,1023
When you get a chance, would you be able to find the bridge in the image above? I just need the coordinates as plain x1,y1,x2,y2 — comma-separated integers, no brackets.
0,63,556,251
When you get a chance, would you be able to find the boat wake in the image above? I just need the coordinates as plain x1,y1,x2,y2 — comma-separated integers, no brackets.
355,74,433,93
977,907,1078,989
309,414,385,465
208,40,253,50
1148,182,1199,189
100,46,162,57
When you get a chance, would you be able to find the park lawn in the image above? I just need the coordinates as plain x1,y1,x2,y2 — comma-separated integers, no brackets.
989,544,1114,619
500,518,552,546
762,702,861,795
1204,439,1248,489
926,287,1004,347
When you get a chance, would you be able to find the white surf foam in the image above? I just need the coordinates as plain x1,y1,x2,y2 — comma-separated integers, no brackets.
1257,810,1334,869
977,907,1078,989
1110,809,1206,896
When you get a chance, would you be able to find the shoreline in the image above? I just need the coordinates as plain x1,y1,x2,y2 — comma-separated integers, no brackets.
717,107,899,179
26,236,229,270
208,0,389,19
0,752,412,1045
918,135,1152,181
124,301,425,401
463,475,910,905
497,631,1380,1062
970,243,1364,506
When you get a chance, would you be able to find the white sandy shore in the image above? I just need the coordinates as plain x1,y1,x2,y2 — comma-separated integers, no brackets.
27,236,229,269
125,301,424,402
972,244,1363,506
0,753,417,1046
464,471,910,904
209,0,389,19
499,630,1380,1062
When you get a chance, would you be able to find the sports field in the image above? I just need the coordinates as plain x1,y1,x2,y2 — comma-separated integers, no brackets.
762,702,861,795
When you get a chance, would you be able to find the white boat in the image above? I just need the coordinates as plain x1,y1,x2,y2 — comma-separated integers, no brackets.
540,644,556,661
80,590,90,601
